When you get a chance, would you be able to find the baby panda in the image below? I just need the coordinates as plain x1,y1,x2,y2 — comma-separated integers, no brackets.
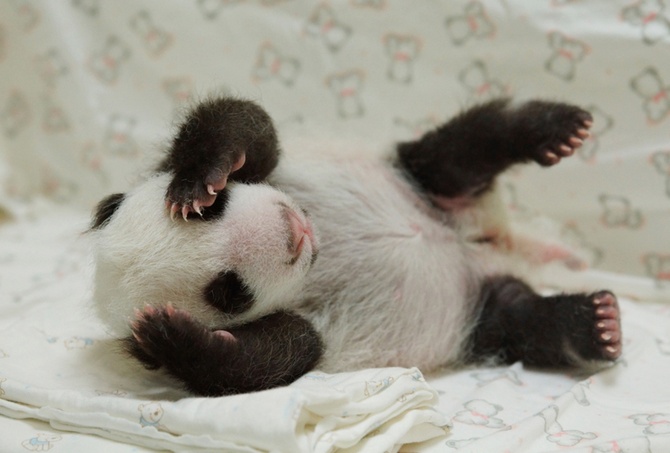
90,97,622,396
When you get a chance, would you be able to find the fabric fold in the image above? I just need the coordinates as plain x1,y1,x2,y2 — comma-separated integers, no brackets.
0,368,449,453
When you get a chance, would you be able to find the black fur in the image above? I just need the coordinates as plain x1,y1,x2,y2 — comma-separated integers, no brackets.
470,276,621,366
396,99,593,198
158,97,281,211
203,270,255,314
126,308,324,396
105,96,620,397
91,193,125,229
186,186,231,221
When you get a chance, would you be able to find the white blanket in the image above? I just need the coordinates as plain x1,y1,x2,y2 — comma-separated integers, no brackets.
1,202,670,452
0,203,448,453
1,1,670,451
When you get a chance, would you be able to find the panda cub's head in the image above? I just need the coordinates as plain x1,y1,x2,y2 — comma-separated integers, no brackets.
90,173,318,336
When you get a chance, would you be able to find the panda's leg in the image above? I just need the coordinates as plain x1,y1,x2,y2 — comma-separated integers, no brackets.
157,97,281,219
125,306,323,396
395,99,593,199
468,275,622,366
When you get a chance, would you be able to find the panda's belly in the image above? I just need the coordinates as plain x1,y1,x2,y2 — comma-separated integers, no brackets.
271,156,482,372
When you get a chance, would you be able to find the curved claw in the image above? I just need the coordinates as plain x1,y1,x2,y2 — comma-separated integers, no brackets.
192,201,203,217
170,203,180,222
207,184,217,196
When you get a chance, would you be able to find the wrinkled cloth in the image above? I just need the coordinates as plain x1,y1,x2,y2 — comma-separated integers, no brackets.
0,203,448,453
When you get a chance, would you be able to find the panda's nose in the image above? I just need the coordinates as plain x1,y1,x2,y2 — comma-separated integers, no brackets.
282,205,314,263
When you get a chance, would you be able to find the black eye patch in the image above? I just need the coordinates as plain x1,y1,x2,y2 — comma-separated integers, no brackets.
188,188,231,221
203,270,254,315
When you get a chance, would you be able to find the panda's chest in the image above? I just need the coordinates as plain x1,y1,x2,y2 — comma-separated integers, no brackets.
273,157,475,304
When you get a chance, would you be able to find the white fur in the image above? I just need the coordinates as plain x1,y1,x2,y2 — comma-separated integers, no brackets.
271,154,494,372
92,173,316,335
92,151,520,373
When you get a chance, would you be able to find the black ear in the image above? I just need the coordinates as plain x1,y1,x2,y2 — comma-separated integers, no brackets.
91,193,125,230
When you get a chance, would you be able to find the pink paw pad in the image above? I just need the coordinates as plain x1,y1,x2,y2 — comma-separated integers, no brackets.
592,291,622,360
542,120,592,164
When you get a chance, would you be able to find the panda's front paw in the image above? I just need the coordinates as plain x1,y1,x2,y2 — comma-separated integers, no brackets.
127,304,237,369
166,154,246,221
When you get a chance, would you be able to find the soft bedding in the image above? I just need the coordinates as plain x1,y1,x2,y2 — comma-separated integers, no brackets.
0,200,669,452
1,1,669,452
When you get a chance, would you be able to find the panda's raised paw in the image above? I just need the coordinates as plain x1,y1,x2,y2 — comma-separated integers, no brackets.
165,154,246,221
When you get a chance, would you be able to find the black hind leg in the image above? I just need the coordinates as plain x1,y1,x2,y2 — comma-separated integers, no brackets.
396,99,593,199
125,306,323,396
469,276,622,367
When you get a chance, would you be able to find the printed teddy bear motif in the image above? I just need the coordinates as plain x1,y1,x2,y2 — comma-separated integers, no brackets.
445,2,495,46
41,95,69,134
622,0,670,45
130,10,173,57
545,31,589,81
162,77,194,106
1,91,31,139
302,371,333,381
598,194,644,229
470,369,523,387
590,436,651,453
306,5,351,53
453,399,507,429
39,169,78,202
326,70,365,118
80,142,103,175
630,67,670,123
560,222,604,268
21,433,62,451
0,377,6,396
139,402,166,428
570,380,592,406
95,389,128,397
394,116,438,139
651,150,670,197
253,43,301,86
197,0,243,20
445,437,481,449
64,336,94,350
11,0,40,32
459,60,507,101
103,114,138,157
350,0,386,9
576,105,614,162
88,36,131,84
643,254,670,286
364,376,394,396
631,413,670,435
72,0,100,16
35,49,68,88
539,405,598,447
384,34,421,84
